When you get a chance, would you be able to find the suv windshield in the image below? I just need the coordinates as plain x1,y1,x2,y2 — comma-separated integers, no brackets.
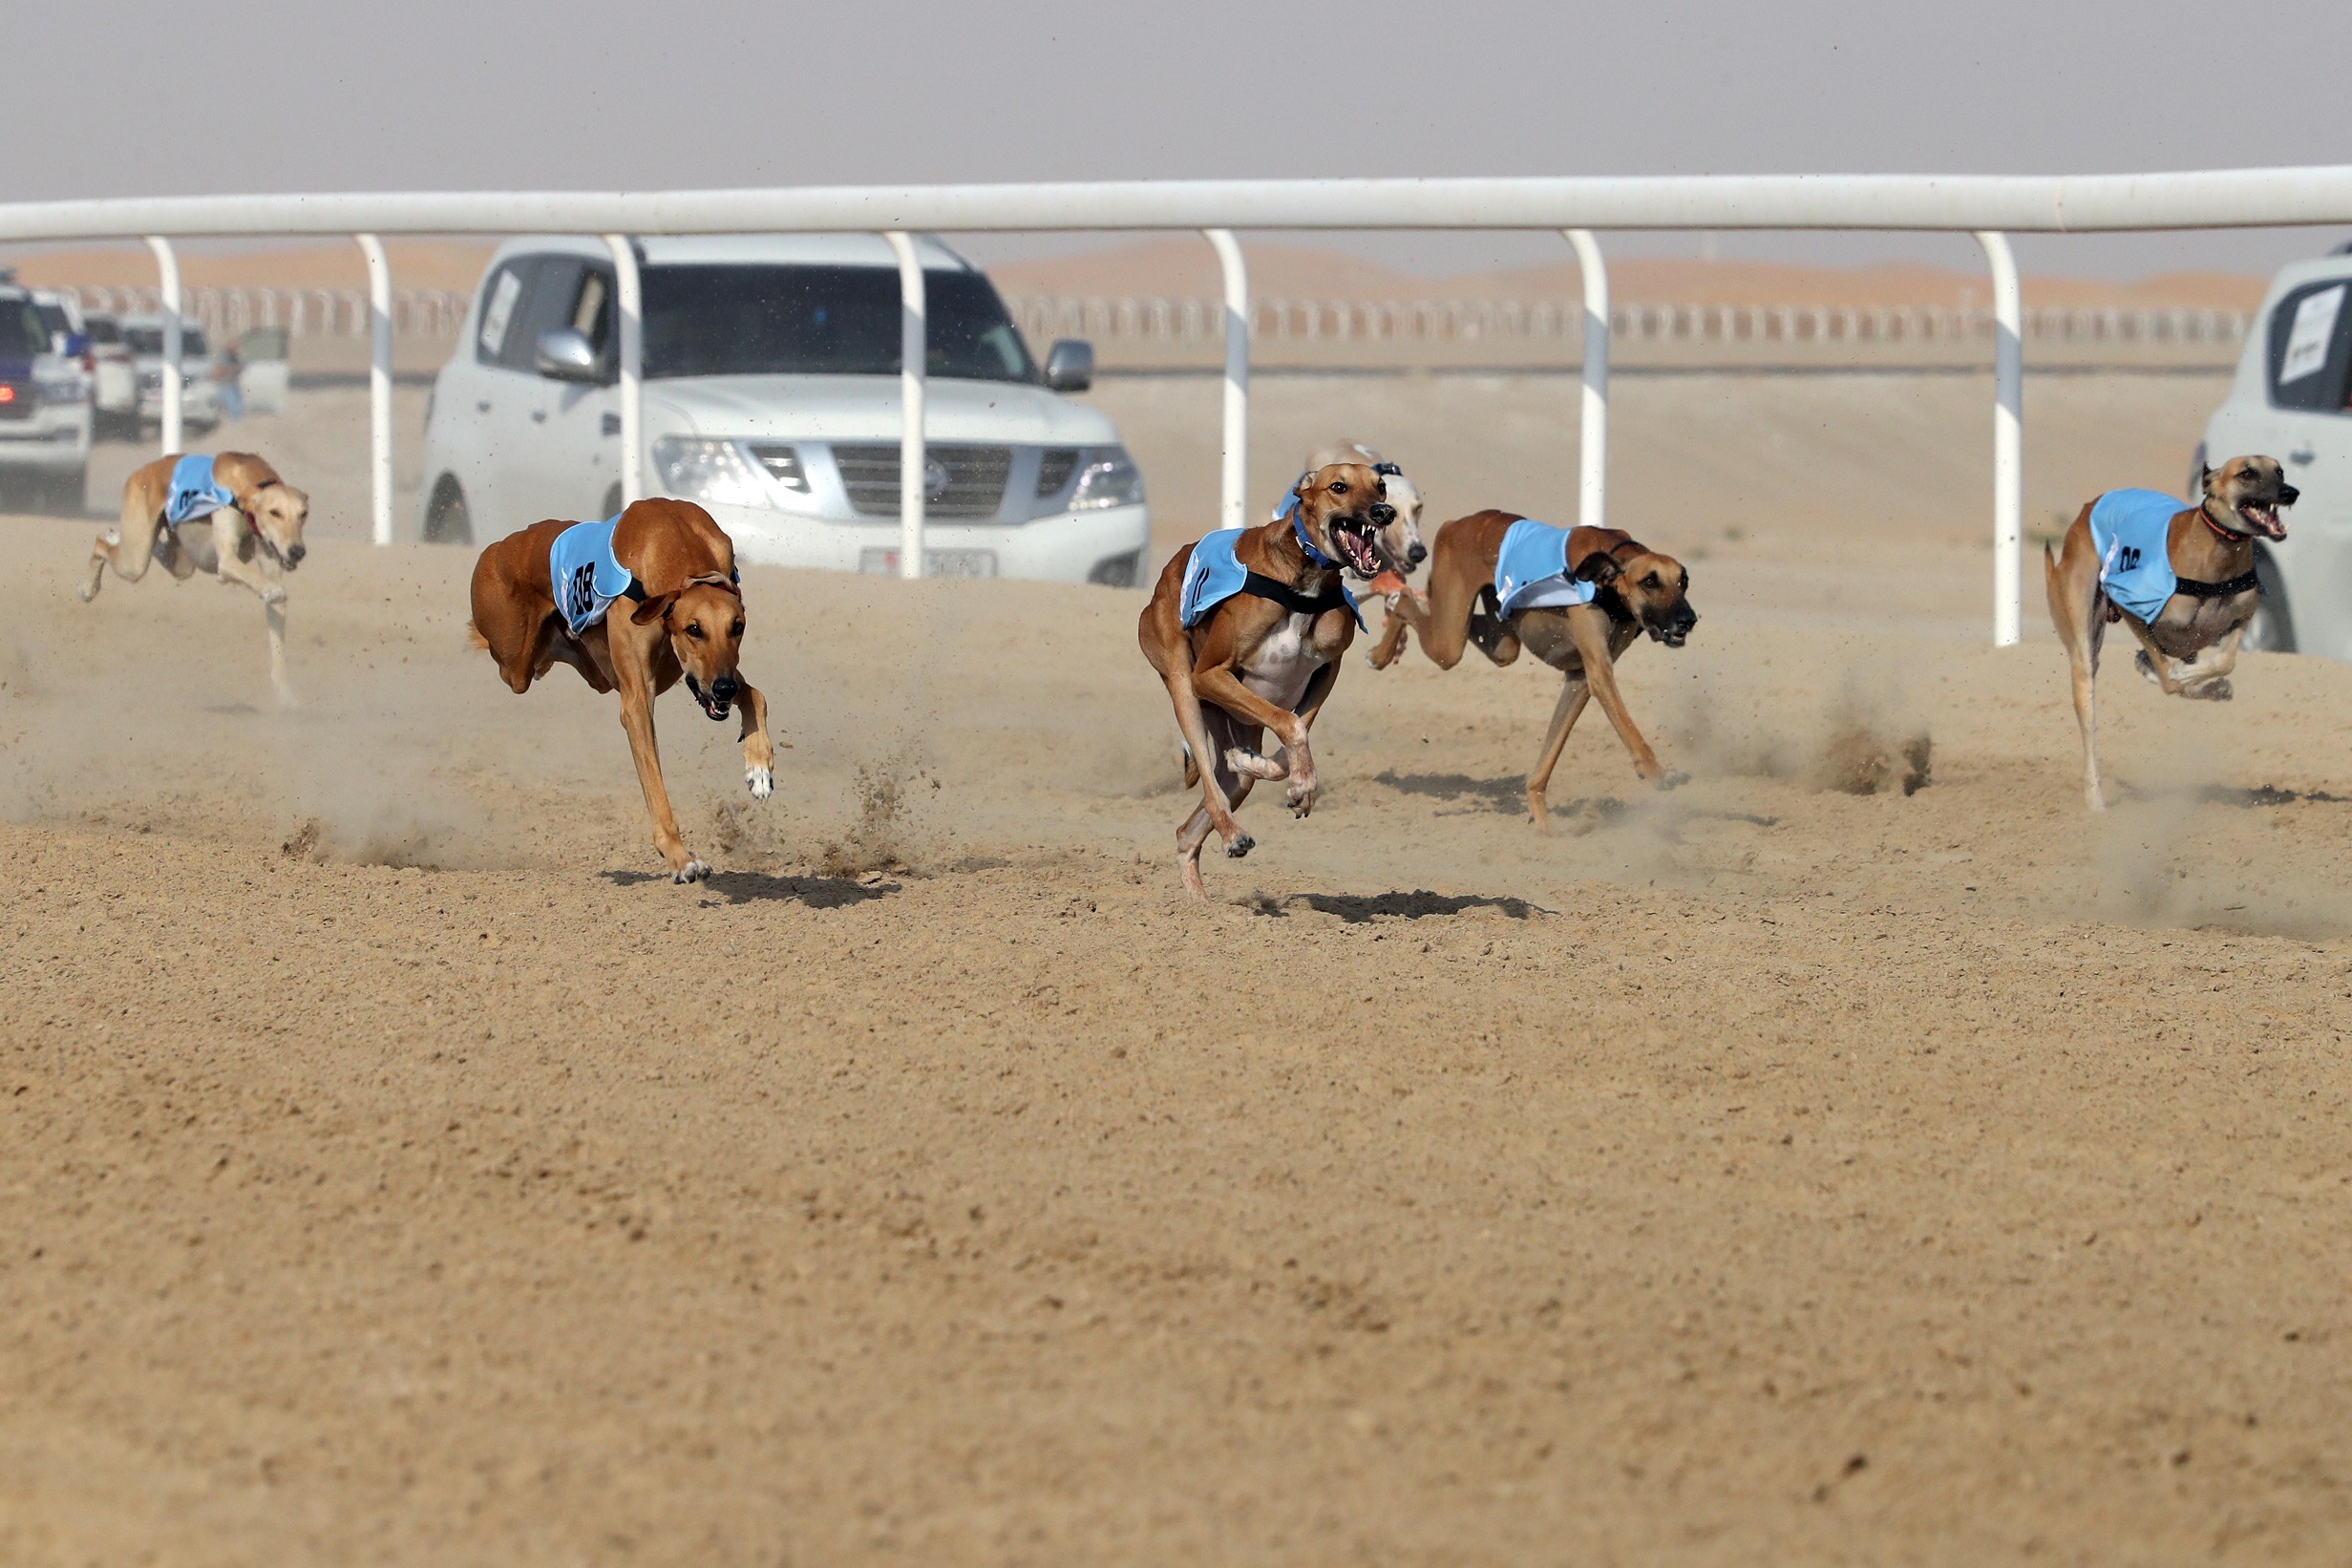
124,325,210,357
85,317,121,345
0,298,48,358
643,264,1037,384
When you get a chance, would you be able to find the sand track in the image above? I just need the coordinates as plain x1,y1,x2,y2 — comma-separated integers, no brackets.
8,499,2352,1562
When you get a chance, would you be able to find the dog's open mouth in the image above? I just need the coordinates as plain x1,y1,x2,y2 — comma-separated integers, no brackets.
684,674,732,722
2237,499,2289,540
1328,519,1383,578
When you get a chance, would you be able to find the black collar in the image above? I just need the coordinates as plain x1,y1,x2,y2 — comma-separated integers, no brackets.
1242,569,1347,617
2174,568,2260,599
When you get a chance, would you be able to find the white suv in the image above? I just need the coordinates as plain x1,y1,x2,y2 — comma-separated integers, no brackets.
0,285,92,509
2198,247,2352,656
419,234,1148,586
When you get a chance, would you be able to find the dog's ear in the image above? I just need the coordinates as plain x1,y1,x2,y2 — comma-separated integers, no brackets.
1293,469,1320,500
629,591,677,626
1572,550,1621,587
2200,461,2214,496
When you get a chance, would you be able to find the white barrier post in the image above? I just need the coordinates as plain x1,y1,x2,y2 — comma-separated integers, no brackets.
602,235,643,507
1975,230,2024,646
143,236,180,455
354,235,393,545
882,231,925,581
1205,228,1248,531
1564,229,1609,533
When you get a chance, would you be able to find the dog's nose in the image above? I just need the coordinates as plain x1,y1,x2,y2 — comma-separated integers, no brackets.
2281,483,2301,506
1369,502,1396,526
710,674,740,702
286,544,306,565
1407,541,1428,567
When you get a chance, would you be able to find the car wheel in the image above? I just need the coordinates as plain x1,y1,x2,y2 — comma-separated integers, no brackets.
2243,548,2295,654
424,477,474,545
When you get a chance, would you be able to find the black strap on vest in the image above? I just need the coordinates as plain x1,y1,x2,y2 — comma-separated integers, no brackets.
1242,570,1347,617
2174,569,2260,599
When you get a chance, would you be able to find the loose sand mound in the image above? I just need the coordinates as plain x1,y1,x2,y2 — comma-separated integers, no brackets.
7,515,2352,1562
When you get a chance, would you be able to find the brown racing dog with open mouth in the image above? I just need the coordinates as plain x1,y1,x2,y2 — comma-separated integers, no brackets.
2045,456,2296,812
469,498,777,882
1138,461,1392,897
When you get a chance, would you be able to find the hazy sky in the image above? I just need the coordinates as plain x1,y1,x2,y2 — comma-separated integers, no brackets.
22,0,2352,280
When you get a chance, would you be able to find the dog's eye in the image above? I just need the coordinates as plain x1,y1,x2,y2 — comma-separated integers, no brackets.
1330,480,1348,495
731,621,745,637
1643,572,1662,589
685,623,705,640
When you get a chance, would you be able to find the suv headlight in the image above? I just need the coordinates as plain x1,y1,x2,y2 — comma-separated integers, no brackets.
34,375,84,405
652,437,773,508
1068,445,1144,511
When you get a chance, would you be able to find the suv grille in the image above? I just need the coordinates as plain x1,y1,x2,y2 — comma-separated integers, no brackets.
744,442,808,492
1035,448,1081,497
833,443,1012,519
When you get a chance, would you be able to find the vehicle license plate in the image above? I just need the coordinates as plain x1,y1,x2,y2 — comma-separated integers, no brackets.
858,548,998,579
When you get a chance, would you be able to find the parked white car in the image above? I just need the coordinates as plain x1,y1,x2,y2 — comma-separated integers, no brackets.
78,310,139,435
419,234,1147,585
119,313,222,433
2198,246,2352,656
0,284,92,509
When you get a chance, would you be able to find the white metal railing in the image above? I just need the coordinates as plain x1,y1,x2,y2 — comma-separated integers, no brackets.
61,285,473,338
1007,295,2251,349
17,167,2350,638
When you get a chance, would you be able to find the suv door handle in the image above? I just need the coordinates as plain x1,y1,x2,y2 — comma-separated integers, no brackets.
2290,448,2316,465
602,413,622,437
476,399,491,413
530,409,548,423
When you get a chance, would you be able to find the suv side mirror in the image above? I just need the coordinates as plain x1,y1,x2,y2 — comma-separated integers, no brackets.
1043,338,1094,392
535,327,604,384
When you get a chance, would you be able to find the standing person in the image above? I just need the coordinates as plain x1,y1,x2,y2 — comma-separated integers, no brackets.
214,338,244,420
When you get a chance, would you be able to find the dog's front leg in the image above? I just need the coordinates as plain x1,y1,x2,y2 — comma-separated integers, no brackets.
609,640,706,883
735,679,777,799
1565,605,1673,786
204,514,297,707
1164,671,1247,896
1525,675,1593,831
1194,667,1319,817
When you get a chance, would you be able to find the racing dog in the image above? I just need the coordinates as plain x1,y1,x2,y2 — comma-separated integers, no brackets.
469,498,775,883
1367,510,1697,829
2045,456,2296,812
1139,461,1392,898
77,451,311,705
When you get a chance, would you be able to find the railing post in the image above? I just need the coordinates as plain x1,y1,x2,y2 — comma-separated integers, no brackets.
1563,229,1609,534
1975,230,2024,647
1204,228,1248,532
602,235,644,509
143,236,180,456
354,235,394,546
882,231,926,580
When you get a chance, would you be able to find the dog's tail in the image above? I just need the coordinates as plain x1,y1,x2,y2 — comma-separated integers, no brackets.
465,619,489,651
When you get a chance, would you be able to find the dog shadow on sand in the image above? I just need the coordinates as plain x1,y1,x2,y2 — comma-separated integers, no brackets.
1243,889,1553,923
601,868,900,908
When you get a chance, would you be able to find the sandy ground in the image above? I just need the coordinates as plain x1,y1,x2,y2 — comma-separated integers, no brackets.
10,371,2352,1564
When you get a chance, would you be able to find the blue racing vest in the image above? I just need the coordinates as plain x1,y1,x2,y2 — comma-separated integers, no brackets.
163,454,236,527
548,517,638,637
1493,518,1599,617
1179,528,1363,630
2087,489,2185,622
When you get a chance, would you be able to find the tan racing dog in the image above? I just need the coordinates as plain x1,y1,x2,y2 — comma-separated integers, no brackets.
1140,462,1393,898
1367,511,1697,829
78,452,311,705
469,498,775,883
2045,456,2296,812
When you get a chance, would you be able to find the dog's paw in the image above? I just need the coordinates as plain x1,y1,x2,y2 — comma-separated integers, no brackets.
746,765,773,799
1285,778,1319,817
1224,831,1256,859
2133,649,2165,688
1656,768,1690,791
2187,678,2234,702
74,583,95,604
672,858,711,884
1224,747,1286,781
